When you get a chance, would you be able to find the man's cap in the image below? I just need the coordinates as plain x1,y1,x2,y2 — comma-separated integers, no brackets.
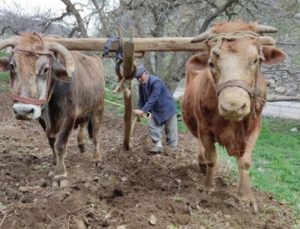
135,65,146,78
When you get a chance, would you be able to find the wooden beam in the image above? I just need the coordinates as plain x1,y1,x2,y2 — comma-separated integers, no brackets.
101,52,144,58
44,37,206,52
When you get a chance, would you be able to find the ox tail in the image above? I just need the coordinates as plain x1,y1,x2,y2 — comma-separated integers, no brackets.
88,117,93,140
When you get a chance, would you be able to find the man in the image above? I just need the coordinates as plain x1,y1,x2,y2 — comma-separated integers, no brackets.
133,65,178,153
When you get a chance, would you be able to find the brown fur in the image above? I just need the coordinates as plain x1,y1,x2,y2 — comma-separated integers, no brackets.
211,21,256,34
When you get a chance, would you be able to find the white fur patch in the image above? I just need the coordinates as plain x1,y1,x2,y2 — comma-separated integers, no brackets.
36,79,48,100
13,103,42,120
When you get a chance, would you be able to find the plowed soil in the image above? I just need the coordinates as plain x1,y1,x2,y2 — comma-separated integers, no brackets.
0,92,296,229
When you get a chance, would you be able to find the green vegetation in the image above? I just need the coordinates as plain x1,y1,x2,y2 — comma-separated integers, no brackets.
0,72,9,93
218,118,300,215
0,51,8,57
0,51,9,93
104,85,125,117
176,100,188,132
252,118,300,213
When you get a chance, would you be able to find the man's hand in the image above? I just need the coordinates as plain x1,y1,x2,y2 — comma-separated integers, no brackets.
133,109,144,117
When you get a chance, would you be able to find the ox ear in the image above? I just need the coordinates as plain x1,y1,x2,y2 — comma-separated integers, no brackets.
261,46,286,65
51,57,71,81
186,52,209,71
0,57,11,72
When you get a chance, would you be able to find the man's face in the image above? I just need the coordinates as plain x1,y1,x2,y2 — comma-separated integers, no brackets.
136,72,147,84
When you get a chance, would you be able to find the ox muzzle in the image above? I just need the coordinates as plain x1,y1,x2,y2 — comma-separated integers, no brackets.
217,80,254,121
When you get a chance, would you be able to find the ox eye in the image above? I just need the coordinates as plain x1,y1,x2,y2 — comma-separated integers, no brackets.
43,67,49,74
253,58,259,64
208,61,215,68
39,66,49,76
10,63,15,72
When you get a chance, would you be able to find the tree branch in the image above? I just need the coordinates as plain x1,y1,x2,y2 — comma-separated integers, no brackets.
60,0,88,37
199,0,239,32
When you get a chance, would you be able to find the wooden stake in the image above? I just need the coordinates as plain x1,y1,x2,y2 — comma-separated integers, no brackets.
122,41,135,150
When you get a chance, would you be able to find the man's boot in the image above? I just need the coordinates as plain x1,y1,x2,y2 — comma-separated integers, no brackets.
150,140,163,154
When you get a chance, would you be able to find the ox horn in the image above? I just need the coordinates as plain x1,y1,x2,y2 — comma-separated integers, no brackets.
258,36,276,45
0,37,19,50
46,42,75,78
256,24,277,33
191,31,211,43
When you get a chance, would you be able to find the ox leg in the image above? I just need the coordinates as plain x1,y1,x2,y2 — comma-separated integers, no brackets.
45,127,59,177
91,106,103,167
236,127,260,212
198,136,217,189
197,138,207,175
44,136,57,178
53,118,75,188
39,119,57,167
48,137,56,165
77,121,89,153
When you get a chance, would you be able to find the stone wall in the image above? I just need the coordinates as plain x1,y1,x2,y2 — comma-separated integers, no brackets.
263,63,300,97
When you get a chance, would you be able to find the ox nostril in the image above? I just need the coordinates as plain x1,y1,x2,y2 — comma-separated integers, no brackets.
240,103,246,110
220,104,228,113
13,107,17,114
24,108,35,115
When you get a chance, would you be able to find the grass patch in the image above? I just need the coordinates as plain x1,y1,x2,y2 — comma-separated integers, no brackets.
104,84,124,117
176,100,188,132
252,118,300,213
0,72,9,93
218,118,300,215
0,51,10,93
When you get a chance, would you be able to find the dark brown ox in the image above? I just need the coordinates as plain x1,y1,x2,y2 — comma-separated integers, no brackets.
182,22,286,210
0,33,105,187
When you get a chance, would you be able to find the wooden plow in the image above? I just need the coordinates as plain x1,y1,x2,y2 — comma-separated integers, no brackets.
45,36,206,150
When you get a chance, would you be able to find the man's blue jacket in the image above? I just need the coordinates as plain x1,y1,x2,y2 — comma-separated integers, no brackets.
138,75,176,125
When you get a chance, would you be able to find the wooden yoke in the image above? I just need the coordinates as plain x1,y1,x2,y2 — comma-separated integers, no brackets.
43,37,206,52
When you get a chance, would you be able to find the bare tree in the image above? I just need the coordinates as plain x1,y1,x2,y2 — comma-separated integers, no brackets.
105,0,243,91
1,0,299,95
60,0,89,37
0,2,70,36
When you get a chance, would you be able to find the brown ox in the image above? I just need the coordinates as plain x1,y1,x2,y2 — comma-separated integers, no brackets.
182,22,286,210
0,33,105,187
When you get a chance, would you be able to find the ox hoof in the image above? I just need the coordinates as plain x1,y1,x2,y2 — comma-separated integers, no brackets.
199,163,208,175
238,195,258,212
78,144,87,153
52,179,69,188
48,170,55,177
203,185,215,193
59,179,69,188
52,180,59,188
53,172,68,188
94,160,100,168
